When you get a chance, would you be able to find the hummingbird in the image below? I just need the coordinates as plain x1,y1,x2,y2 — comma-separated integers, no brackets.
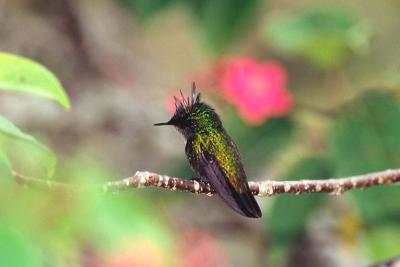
154,83,262,218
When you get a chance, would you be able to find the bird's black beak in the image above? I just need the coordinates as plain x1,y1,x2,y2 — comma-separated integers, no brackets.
154,119,173,126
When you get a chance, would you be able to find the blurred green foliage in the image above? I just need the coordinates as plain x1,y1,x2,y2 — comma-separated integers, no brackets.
0,49,175,263
265,7,369,67
0,225,44,267
362,226,400,262
329,91,400,176
268,157,332,248
227,116,293,175
0,52,71,177
0,52,72,266
266,157,332,265
0,52,70,109
189,0,261,52
117,0,261,52
329,91,400,225
0,115,56,177
0,158,176,266
68,162,176,264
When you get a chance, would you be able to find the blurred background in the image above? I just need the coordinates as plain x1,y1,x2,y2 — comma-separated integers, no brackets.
0,0,400,266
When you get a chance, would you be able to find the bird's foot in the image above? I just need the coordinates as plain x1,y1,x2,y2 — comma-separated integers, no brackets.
191,177,211,186
191,177,205,183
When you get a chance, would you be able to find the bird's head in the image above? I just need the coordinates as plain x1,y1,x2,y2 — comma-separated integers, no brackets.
154,83,222,139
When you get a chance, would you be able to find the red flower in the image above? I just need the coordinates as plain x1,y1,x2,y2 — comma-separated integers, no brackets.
219,57,293,125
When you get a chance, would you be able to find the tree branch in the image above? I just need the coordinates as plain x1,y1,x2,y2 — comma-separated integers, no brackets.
370,256,400,267
11,168,400,197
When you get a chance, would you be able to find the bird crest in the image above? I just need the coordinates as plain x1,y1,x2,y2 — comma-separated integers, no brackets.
173,82,201,118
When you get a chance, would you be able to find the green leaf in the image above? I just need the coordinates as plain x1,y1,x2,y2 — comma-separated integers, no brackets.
0,115,56,177
0,52,70,109
268,157,333,247
328,91,400,225
265,7,369,67
190,0,261,52
0,225,44,267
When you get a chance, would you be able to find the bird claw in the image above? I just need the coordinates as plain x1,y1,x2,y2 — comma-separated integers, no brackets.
191,176,207,183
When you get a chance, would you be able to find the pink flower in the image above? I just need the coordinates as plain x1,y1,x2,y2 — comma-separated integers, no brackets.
219,57,293,125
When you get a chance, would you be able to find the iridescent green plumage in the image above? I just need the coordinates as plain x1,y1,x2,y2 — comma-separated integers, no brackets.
190,125,245,193
155,83,261,218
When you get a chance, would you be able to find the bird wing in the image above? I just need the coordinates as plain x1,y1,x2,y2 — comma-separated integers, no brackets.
197,150,262,218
